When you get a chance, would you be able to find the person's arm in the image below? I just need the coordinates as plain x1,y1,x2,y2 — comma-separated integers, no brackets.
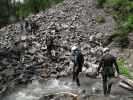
112,56,119,75
80,53,84,66
97,59,103,75
114,59,119,74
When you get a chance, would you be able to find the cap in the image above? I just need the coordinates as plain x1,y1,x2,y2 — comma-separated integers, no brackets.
71,45,78,51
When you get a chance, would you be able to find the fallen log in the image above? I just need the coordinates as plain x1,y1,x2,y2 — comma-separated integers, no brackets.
122,80,133,89
119,75,133,91
44,92,79,100
54,92,79,100
119,81,133,91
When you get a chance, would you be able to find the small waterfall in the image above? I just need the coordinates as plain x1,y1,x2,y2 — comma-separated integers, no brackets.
48,79,60,88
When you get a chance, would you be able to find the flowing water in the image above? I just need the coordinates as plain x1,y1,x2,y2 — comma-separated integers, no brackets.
1,76,133,100
2,78,81,100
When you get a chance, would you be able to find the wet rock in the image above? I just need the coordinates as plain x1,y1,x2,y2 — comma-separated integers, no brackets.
92,82,102,94
54,94,74,100
40,94,55,100
95,32,103,39
50,74,58,78
58,71,68,77
0,85,7,94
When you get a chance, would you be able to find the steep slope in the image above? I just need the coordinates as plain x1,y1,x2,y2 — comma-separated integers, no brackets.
0,0,117,96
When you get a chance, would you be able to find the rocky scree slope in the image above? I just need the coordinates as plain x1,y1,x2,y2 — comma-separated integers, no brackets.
0,0,116,95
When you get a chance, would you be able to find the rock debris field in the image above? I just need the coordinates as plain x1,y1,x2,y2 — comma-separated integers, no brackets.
0,0,132,100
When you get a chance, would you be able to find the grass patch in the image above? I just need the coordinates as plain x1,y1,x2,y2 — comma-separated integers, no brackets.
96,16,106,24
117,58,133,79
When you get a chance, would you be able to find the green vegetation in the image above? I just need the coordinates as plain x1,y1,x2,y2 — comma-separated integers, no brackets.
95,16,106,24
96,0,133,47
111,31,129,47
96,0,106,8
117,58,133,79
0,0,63,28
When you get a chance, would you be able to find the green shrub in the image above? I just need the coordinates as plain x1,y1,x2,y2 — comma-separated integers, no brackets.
96,0,106,8
96,16,106,24
111,31,129,47
125,2,133,13
117,58,129,76
112,14,133,47
121,14,133,33
117,58,133,79
98,0,133,47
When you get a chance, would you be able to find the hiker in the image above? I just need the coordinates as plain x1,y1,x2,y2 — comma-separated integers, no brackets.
70,45,84,86
96,47,119,95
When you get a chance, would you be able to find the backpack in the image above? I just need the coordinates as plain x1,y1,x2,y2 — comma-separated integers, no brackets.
71,50,84,66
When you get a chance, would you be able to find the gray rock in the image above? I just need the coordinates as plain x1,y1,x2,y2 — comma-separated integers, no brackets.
2,68,14,77
92,82,102,94
96,32,103,39
1,58,9,66
28,47,37,54
21,35,27,41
